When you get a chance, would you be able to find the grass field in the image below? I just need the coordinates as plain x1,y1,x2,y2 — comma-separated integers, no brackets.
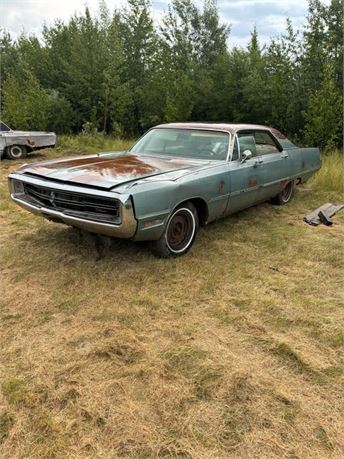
0,144,343,458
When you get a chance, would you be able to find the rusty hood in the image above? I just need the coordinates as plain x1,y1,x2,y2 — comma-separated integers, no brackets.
17,152,209,190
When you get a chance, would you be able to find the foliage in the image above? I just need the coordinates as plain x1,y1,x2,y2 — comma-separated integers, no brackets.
0,0,342,148
303,64,343,150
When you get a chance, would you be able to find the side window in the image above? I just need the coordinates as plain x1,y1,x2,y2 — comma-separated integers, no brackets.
232,136,239,160
237,132,257,157
254,131,280,155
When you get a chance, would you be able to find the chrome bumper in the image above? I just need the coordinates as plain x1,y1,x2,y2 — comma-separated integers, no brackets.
8,174,137,239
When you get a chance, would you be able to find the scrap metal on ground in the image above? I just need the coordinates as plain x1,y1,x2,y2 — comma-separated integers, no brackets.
304,203,344,226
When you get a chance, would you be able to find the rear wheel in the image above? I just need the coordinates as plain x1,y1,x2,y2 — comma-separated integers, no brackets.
6,145,27,160
271,181,294,205
151,202,199,258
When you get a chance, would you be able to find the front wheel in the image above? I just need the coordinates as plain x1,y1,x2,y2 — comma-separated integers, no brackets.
151,202,199,258
6,145,27,160
271,181,294,205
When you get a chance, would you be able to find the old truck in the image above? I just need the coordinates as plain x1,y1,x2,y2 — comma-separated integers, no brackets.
8,123,321,257
0,121,56,160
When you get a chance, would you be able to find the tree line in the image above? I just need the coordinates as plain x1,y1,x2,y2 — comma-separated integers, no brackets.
0,0,342,149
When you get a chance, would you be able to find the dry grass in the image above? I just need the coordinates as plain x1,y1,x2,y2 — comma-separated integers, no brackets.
0,147,343,458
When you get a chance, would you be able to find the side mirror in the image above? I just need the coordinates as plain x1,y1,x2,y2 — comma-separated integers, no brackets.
241,150,252,163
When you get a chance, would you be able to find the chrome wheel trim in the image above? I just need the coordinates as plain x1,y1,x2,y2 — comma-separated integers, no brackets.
165,207,196,254
10,146,23,158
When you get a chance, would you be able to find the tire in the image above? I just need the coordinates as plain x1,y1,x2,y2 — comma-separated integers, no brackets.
271,181,294,205
6,145,28,160
151,201,199,258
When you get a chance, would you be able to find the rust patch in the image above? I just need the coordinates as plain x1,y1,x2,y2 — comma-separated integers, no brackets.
16,153,204,188
219,180,225,193
27,138,36,146
248,177,257,188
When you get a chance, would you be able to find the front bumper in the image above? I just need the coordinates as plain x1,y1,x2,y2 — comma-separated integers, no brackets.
8,173,137,239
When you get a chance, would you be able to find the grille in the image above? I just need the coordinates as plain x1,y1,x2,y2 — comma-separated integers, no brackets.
23,182,121,224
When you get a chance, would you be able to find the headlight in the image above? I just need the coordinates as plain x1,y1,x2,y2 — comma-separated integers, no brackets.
9,179,25,195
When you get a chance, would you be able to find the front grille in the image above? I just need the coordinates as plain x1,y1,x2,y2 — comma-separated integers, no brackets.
23,182,121,224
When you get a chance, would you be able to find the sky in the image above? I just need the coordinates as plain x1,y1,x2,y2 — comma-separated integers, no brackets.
0,0,330,48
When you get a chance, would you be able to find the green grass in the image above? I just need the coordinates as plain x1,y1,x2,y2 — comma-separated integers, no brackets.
0,146,343,458
58,133,134,152
309,150,343,192
1,378,28,405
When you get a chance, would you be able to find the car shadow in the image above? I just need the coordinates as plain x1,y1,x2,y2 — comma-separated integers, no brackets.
61,226,152,261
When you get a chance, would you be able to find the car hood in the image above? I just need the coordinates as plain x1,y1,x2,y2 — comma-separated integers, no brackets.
18,152,211,190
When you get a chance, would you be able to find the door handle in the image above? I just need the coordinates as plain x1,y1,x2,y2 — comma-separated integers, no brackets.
254,158,263,166
281,153,289,158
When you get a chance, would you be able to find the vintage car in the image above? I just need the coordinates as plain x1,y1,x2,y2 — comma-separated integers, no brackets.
0,120,56,160
8,123,321,257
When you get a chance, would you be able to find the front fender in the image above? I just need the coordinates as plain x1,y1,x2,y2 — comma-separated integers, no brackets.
131,181,177,241
130,164,231,241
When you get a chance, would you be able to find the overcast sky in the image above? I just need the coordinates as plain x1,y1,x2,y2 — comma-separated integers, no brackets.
0,0,330,48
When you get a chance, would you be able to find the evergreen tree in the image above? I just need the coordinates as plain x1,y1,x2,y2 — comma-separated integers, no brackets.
240,29,269,123
119,0,158,134
303,63,343,150
0,0,342,149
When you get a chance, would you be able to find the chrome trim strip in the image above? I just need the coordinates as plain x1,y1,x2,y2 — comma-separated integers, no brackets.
140,221,165,231
230,186,260,197
208,193,230,203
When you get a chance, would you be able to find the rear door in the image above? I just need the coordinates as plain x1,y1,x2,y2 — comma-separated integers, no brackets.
253,130,292,201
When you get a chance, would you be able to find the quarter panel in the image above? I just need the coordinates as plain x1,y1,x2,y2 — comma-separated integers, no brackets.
288,148,321,182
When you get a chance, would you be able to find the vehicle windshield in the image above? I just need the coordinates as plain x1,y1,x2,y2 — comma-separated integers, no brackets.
0,121,11,132
130,128,229,160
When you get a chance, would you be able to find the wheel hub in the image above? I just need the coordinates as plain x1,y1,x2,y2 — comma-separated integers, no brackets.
166,209,194,252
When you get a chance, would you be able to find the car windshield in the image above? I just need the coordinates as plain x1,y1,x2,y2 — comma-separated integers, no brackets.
130,128,229,160
0,121,11,132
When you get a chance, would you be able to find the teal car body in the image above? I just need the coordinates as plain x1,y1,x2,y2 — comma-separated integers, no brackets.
8,123,321,257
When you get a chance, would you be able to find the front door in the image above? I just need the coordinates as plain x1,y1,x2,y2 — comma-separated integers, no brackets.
225,133,263,214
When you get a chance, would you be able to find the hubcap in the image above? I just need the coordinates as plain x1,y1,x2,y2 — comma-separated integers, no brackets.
166,208,195,253
11,146,23,158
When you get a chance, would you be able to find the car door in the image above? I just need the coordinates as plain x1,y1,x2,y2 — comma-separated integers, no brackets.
225,132,264,215
253,130,293,201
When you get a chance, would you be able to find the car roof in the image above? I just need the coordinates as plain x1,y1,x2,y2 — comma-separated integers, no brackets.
154,122,286,139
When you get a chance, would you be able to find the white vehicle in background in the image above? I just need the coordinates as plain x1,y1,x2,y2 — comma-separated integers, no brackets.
0,121,56,160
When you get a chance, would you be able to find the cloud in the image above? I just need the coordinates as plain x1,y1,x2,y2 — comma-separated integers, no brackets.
0,0,328,47
216,0,307,47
